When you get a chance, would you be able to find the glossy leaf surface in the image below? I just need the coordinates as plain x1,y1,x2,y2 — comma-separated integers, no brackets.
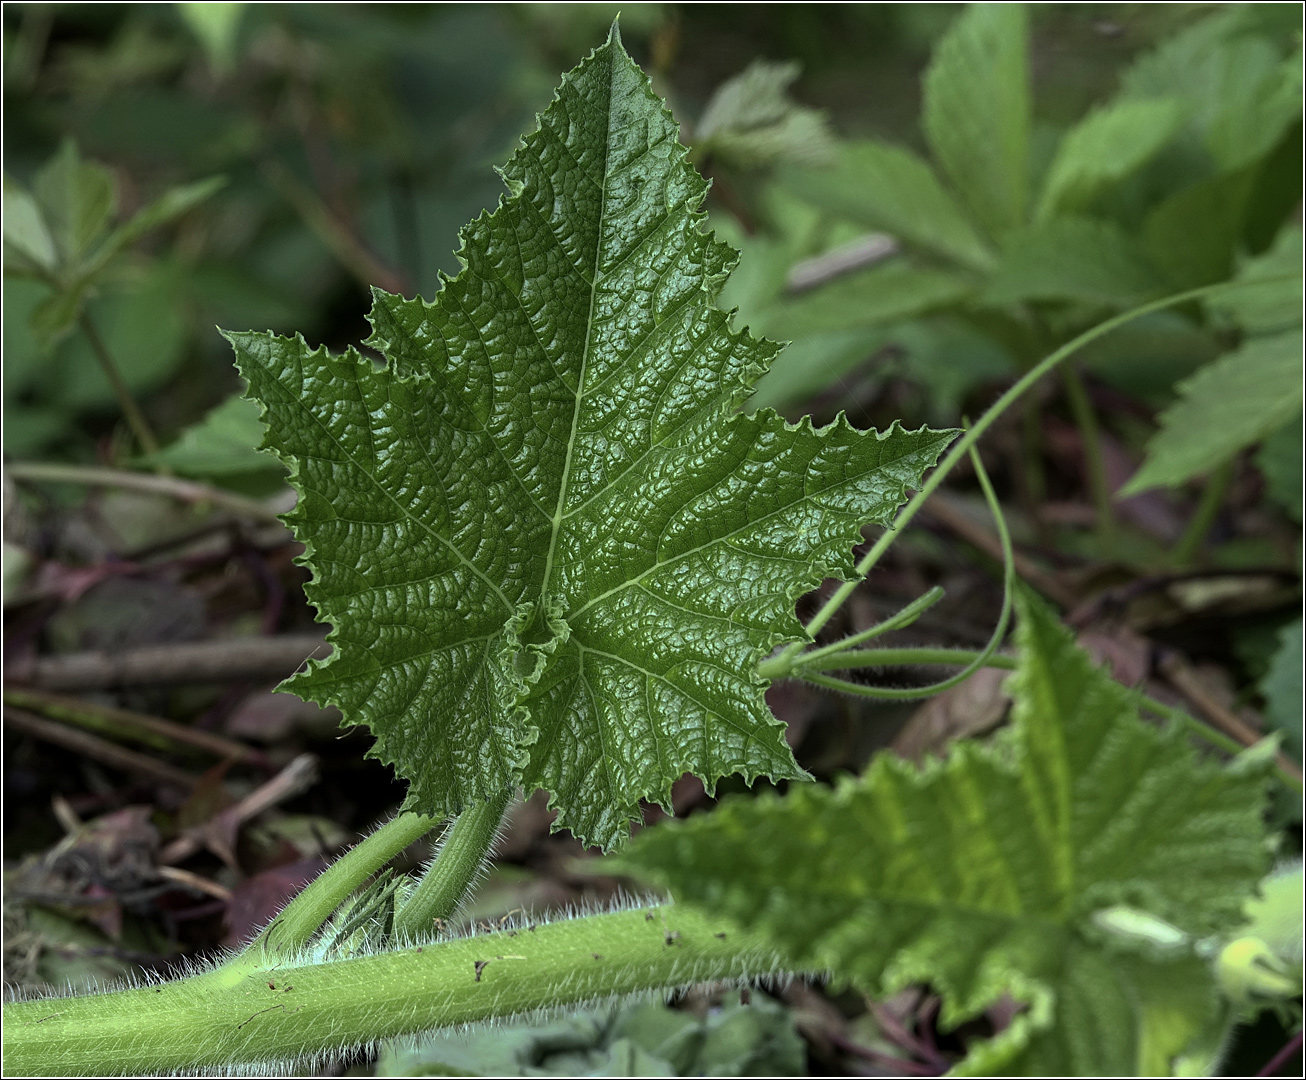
232,30,954,849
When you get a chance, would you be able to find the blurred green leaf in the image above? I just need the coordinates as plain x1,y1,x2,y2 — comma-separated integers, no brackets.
746,328,886,415
782,139,993,270
893,317,1016,421
770,260,973,338
176,2,246,73
1207,225,1303,336
1121,8,1301,174
1121,330,1304,495
1256,417,1302,523
984,217,1163,309
617,592,1272,1075
922,3,1030,239
2,175,58,275
1036,98,1184,221
1261,619,1303,764
32,139,116,272
1143,168,1255,289
139,393,281,479
29,281,92,349
695,59,835,169
57,266,189,411
86,175,226,279
1078,311,1220,405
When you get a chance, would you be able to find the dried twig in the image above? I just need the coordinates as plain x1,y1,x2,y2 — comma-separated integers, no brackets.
4,687,268,766
6,635,331,690
1158,651,1304,782
4,707,197,789
5,462,285,525
160,753,319,866
156,866,234,902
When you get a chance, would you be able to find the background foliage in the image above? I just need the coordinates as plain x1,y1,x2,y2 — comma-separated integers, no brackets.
3,4,1301,1076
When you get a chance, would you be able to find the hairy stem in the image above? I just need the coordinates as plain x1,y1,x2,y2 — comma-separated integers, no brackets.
78,312,161,457
256,811,436,960
3,906,784,1077
779,278,1297,660
394,790,511,941
1060,364,1117,556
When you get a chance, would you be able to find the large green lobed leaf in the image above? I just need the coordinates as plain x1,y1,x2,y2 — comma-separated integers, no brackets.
616,593,1272,1074
230,30,954,850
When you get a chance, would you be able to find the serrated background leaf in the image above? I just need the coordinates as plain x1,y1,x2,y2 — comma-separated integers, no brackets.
32,140,116,271
922,3,1030,240
1121,329,1303,494
139,393,284,479
1261,619,1303,764
1207,225,1303,336
1256,417,1303,523
695,59,835,169
1036,98,1184,221
232,32,954,850
781,139,994,270
983,217,1163,309
616,593,1270,1073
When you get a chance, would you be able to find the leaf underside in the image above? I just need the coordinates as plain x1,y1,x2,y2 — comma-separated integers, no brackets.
616,593,1271,1073
230,30,954,850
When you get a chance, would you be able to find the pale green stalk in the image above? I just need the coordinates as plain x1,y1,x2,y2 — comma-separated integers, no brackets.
780,442,1013,701
792,586,946,668
394,790,511,940
1060,364,1117,556
1172,457,1236,568
4,906,784,1077
257,811,436,959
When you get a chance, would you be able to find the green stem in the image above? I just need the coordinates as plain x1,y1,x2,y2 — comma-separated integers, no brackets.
394,790,511,941
792,586,945,668
5,461,284,525
766,442,1013,699
796,647,1017,674
1060,364,1117,557
78,312,161,457
1172,458,1235,568
3,906,783,1077
256,811,437,960
776,278,1295,664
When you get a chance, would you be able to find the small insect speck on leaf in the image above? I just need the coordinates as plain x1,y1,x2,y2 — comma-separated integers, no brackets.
474,960,490,982
740,988,751,1006
664,929,681,947
714,932,727,939
592,953,603,960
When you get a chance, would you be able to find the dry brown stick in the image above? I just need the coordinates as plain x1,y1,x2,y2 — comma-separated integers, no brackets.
160,753,319,865
3,707,197,789
1158,651,1304,782
3,687,268,766
6,635,332,691
919,492,1079,608
5,462,284,525
156,866,233,902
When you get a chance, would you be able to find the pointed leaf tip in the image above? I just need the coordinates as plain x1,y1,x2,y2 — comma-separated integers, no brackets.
231,36,953,850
